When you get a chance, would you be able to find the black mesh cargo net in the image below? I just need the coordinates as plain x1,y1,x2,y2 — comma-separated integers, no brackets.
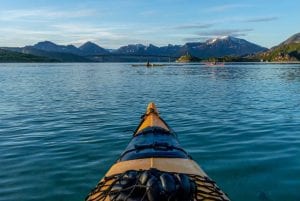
86,169,230,201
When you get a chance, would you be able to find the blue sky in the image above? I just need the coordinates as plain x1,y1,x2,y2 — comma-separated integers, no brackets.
0,0,299,48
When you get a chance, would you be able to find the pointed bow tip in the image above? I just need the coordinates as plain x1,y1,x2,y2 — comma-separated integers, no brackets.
134,102,170,135
146,102,159,115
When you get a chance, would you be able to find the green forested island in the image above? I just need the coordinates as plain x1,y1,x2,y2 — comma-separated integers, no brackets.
176,53,201,62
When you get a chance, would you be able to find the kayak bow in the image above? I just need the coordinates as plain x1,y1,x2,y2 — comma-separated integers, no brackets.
86,103,230,201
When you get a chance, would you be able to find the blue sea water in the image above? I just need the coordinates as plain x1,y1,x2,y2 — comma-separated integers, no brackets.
0,63,300,201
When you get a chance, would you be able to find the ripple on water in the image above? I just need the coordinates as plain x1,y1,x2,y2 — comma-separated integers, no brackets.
0,63,300,201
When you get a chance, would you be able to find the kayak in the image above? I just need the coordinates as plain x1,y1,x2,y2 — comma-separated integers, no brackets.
86,103,230,201
131,64,166,67
204,62,225,67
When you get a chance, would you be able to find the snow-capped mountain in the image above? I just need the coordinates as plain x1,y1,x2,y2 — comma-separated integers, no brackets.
182,36,267,57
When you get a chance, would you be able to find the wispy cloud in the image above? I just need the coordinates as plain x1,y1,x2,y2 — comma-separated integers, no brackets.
174,23,214,29
0,8,97,21
197,28,253,37
51,24,114,34
181,28,253,42
207,4,252,12
0,23,124,48
50,23,126,46
1,27,59,38
183,37,211,42
242,16,278,23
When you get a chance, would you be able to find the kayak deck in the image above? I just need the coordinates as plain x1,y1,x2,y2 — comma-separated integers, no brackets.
86,102,230,201
106,158,207,176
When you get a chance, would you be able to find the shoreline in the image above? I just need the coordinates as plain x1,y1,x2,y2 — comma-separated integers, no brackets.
1,61,300,65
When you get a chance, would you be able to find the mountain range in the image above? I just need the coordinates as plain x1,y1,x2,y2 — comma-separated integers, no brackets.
1,33,300,62
114,36,267,58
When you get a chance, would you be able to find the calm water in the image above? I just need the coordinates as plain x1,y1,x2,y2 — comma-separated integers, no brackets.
0,63,300,201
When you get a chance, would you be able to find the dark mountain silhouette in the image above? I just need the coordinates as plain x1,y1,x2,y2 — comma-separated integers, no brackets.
79,41,109,55
113,36,267,58
0,36,271,62
32,41,82,55
183,36,267,58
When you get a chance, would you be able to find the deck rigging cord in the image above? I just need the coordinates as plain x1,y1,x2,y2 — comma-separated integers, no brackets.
86,169,229,201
